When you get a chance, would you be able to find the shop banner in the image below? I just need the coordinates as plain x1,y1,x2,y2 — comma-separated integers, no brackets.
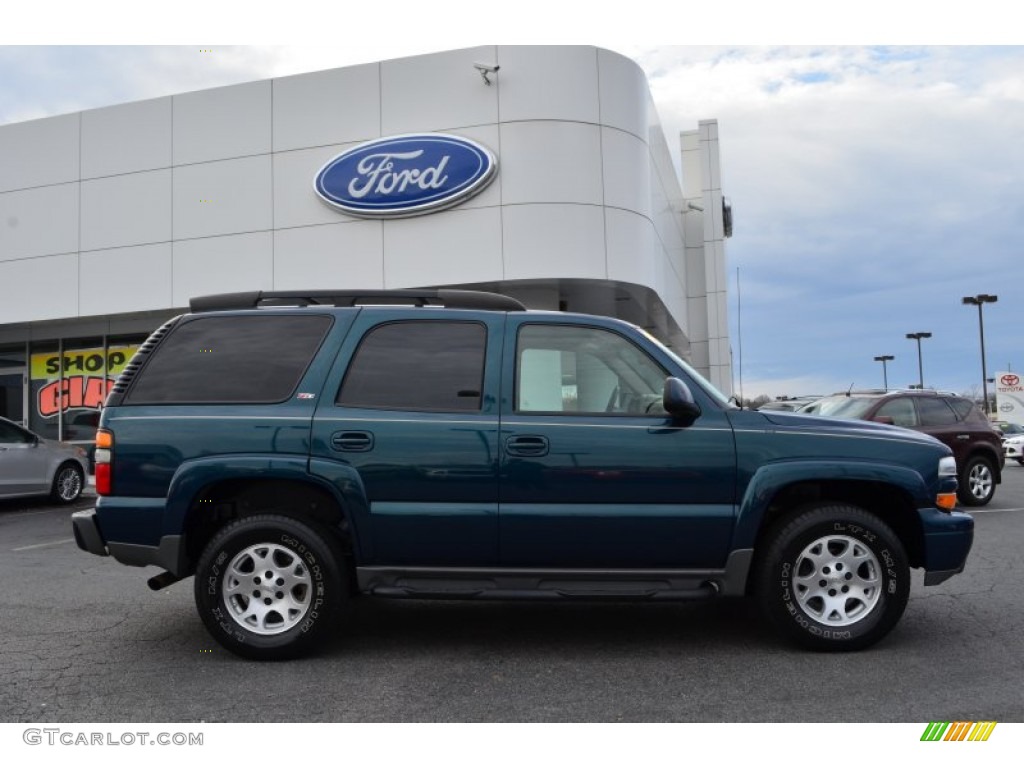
30,345,139,418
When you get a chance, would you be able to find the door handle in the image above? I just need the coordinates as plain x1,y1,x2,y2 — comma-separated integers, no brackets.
505,435,549,457
956,434,970,441
331,431,374,452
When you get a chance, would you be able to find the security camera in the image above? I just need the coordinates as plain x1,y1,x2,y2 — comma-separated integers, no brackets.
473,62,500,85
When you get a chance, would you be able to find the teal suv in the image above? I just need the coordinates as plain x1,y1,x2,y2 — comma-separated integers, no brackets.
72,290,973,659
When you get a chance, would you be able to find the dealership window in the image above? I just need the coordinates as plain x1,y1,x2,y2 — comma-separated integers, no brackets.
0,343,27,426
337,321,486,412
28,341,61,440
515,325,666,415
124,315,332,404
25,336,145,443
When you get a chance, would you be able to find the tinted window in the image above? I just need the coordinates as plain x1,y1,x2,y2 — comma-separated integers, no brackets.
0,420,33,443
874,397,917,427
337,322,486,412
516,325,667,415
947,397,988,424
916,397,958,427
126,315,332,404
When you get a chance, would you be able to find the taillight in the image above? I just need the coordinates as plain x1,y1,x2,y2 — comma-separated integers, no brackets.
95,428,113,495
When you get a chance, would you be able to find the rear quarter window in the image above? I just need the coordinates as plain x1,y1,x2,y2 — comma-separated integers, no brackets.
124,314,332,404
947,397,988,425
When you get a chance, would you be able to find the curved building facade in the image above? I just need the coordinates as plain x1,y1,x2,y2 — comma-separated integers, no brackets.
0,45,731,449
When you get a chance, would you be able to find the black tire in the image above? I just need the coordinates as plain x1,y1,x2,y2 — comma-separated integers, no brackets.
194,514,347,660
1017,458,1024,467
50,462,84,503
958,455,996,507
755,504,909,651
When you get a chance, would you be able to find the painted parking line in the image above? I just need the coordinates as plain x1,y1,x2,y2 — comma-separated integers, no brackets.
12,537,75,552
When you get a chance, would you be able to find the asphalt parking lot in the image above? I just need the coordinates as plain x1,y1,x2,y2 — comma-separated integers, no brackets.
2,466,1023,723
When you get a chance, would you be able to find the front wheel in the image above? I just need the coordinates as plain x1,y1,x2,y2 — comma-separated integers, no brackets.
755,504,909,651
194,515,347,660
958,456,995,506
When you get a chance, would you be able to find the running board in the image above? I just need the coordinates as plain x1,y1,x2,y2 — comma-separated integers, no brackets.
357,566,726,601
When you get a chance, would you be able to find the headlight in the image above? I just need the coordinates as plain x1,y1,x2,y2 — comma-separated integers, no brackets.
936,456,958,511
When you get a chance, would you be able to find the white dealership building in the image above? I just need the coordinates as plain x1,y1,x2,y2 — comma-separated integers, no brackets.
0,45,732,446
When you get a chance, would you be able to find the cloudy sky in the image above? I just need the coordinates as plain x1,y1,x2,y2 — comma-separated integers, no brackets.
2,4,1020,400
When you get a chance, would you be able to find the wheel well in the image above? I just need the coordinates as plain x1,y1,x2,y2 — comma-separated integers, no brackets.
181,478,353,577
963,448,1002,483
751,480,925,581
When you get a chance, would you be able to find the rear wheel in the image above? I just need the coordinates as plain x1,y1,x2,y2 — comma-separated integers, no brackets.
194,515,347,660
958,456,995,506
755,504,909,651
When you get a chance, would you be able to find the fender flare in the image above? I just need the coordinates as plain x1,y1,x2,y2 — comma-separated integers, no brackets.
163,455,371,561
730,459,930,552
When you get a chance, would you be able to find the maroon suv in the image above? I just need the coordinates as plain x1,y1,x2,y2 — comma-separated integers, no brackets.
804,391,1004,506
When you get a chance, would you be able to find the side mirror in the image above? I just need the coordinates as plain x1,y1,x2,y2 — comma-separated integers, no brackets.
871,416,895,425
663,377,701,426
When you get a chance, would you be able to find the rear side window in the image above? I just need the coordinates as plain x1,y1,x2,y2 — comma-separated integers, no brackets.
0,420,33,443
337,321,486,412
917,397,958,426
125,315,332,404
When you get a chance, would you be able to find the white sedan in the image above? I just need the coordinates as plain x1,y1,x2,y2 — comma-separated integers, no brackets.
995,421,1024,466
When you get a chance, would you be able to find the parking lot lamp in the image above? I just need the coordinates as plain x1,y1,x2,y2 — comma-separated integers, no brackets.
906,332,932,389
873,355,894,390
962,294,998,415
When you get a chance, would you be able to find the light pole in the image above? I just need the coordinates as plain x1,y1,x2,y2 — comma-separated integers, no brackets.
906,332,931,389
874,355,894,390
962,294,998,415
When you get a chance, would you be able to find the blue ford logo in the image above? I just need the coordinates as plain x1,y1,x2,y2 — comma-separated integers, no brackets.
313,134,497,218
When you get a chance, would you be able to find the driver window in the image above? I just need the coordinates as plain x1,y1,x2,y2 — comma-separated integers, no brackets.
516,325,667,415
875,397,917,427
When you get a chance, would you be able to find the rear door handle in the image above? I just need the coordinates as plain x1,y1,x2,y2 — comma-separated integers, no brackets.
956,434,970,441
331,431,374,452
505,435,550,457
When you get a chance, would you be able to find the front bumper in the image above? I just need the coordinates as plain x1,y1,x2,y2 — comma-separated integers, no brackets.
919,507,974,586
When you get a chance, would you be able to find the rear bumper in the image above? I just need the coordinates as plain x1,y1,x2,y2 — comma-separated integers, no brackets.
71,508,108,557
919,507,974,585
72,506,185,574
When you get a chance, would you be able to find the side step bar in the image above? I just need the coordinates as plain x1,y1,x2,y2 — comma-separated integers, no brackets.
357,566,730,601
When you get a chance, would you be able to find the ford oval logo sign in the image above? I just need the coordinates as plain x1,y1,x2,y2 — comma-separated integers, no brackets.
313,134,497,218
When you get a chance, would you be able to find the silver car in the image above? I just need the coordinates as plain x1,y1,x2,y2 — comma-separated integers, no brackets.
0,416,88,503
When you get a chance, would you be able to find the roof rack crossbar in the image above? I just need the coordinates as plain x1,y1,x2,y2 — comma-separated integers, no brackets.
189,289,526,313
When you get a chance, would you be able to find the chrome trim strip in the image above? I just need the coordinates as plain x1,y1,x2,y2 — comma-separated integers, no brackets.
113,416,310,421
732,428,943,446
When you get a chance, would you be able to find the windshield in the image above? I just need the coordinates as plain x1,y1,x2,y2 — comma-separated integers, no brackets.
808,396,880,420
636,328,733,408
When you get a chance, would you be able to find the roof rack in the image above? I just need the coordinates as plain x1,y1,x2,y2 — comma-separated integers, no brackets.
189,289,527,313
